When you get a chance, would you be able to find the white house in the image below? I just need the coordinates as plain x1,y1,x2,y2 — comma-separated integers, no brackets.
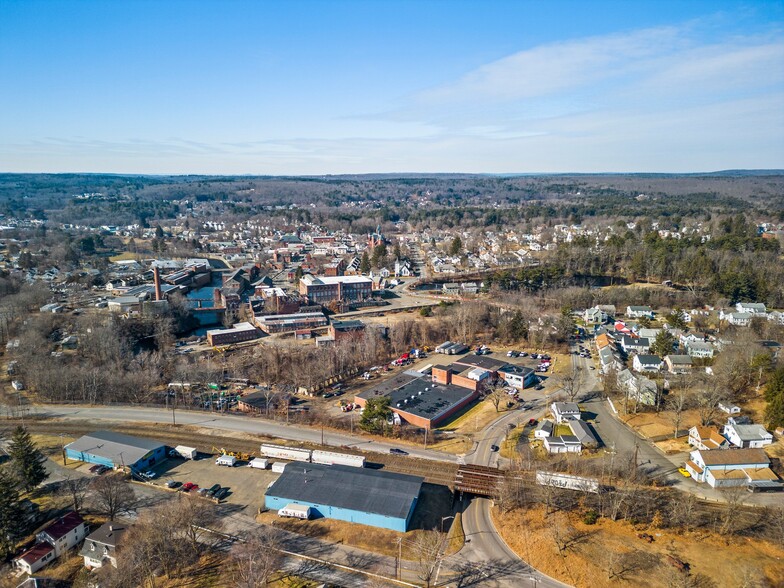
583,307,607,325
632,354,663,373
543,435,582,454
80,521,128,569
534,420,554,439
626,305,654,319
723,422,773,448
685,340,714,358
15,511,86,575
620,335,650,354
736,302,767,315
551,402,580,423
685,448,776,488
720,311,753,327
36,511,87,557
688,426,729,451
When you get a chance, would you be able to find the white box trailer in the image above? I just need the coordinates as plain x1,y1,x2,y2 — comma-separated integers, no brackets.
271,462,286,473
247,458,269,469
278,503,312,520
259,443,312,463
311,450,365,468
170,445,197,460
215,455,237,467
435,341,454,354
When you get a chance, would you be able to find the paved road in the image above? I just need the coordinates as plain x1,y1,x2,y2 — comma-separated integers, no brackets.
23,403,459,465
449,406,571,588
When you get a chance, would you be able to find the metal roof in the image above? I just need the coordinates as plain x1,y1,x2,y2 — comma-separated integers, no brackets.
266,463,423,520
65,431,163,467
388,379,476,422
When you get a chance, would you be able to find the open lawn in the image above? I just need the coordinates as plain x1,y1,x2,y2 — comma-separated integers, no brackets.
492,505,784,588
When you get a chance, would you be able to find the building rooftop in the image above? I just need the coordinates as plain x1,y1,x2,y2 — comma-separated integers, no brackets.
16,542,54,565
65,431,163,467
266,462,423,520
80,521,127,552
387,378,476,422
301,275,372,285
206,322,258,336
452,355,506,371
698,448,769,466
39,511,83,540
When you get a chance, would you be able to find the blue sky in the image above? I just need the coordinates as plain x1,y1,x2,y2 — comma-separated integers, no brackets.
1,0,783,174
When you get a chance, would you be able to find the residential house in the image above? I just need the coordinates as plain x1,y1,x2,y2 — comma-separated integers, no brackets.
723,421,773,448
15,512,86,575
534,420,554,439
616,369,658,406
460,282,479,295
626,305,654,319
685,448,777,488
569,419,599,449
664,355,693,374
543,435,582,454
14,544,56,576
685,340,714,359
638,328,662,340
620,335,650,355
583,306,607,325
80,521,128,569
551,402,580,423
688,426,729,450
632,354,663,373
36,511,87,557
720,310,753,327
736,302,767,315
442,283,460,296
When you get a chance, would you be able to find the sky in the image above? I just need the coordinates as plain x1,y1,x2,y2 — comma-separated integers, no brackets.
1,0,783,174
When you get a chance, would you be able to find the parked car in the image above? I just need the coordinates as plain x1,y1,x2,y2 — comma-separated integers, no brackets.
214,487,230,500
166,480,181,489
89,464,104,474
528,418,538,426
197,487,209,496
206,483,221,497
535,383,545,390
678,467,691,478
142,470,156,479
389,448,408,455
491,445,499,452
181,482,198,492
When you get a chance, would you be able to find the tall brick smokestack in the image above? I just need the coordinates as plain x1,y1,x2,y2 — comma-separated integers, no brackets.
153,266,162,301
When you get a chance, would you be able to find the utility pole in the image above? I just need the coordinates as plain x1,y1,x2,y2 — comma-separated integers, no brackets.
396,537,402,580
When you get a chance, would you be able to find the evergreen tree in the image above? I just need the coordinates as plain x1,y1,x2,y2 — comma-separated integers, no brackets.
764,367,784,429
359,397,392,435
8,425,49,492
155,225,164,239
650,330,675,357
449,236,462,256
360,251,371,274
0,468,24,558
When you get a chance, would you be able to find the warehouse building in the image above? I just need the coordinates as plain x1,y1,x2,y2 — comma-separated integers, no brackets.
299,274,373,304
64,431,166,472
206,321,260,346
265,463,423,532
355,373,479,430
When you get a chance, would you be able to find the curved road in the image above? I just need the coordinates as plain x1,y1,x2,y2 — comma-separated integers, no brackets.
450,406,571,588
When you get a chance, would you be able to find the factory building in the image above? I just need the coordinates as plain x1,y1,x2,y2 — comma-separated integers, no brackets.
64,431,165,472
299,274,373,304
265,462,423,532
206,321,260,346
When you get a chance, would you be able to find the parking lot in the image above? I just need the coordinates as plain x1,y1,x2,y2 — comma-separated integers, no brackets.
141,454,280,512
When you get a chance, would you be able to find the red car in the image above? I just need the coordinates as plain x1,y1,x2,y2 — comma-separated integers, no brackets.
528,418,538,426
180,482,198,492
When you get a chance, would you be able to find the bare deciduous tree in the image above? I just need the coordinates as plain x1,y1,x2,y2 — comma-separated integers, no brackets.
59,475,90,513
412,529,448,588
90,474,136,520
229,527,282,588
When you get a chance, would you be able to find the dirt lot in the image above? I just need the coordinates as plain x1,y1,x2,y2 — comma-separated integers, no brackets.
493,505,784,588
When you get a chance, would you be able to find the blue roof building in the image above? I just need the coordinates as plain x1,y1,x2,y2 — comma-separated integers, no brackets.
265,463,423,532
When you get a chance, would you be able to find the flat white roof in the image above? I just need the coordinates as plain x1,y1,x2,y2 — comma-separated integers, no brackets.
207,322,257,336
303,275,372,285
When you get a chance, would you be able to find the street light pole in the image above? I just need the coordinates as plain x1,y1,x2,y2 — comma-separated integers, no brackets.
440,515,454,533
